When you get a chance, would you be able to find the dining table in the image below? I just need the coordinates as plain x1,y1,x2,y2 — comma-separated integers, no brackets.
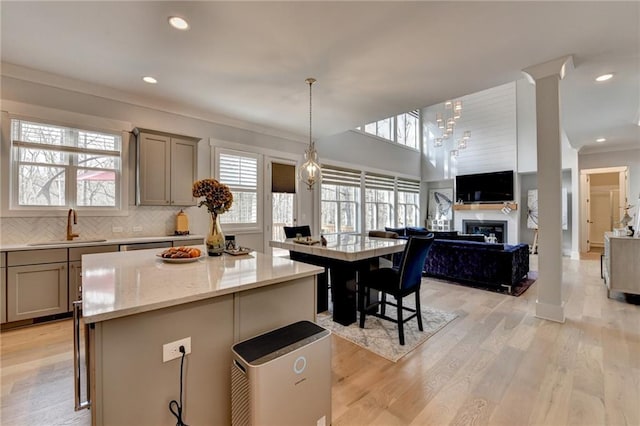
270,234,406,325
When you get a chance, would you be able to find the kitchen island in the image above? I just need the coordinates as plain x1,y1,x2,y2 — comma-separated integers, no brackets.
80,246,323,426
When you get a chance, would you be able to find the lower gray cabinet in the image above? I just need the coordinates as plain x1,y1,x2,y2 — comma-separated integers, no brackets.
7,249,68,322
7,262,68,322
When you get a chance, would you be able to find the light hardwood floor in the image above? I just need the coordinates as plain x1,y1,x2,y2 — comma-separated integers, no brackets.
1,255,639,426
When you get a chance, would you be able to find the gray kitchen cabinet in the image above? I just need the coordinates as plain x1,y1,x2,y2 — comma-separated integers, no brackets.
135,129,199,206
7,249,68,322
1,253,6,324
69,245,119,310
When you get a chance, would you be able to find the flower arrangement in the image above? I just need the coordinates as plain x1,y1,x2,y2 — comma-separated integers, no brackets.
192,178,233,215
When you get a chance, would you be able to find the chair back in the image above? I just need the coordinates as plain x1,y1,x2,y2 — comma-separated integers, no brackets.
283,225,312,238
398,235,434,291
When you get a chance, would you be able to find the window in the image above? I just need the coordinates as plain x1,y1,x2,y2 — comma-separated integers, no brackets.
10,118,122,210
360,110,420,149
322,165,421,236
364,117,394,140
396,111,419,149
364,173,395,231
321,166,361,236
216,149,260,229
397,178,420,227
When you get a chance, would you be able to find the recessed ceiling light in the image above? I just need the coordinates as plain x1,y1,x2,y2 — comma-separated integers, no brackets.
596,138,606,143
595,73,613,82
142,76,157,84
168,16,189,30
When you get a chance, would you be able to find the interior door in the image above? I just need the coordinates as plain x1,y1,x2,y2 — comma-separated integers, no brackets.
580,172,591,252
590,191,609,246
618,169,628,223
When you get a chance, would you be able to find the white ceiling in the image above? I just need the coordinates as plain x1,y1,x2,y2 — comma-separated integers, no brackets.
1,1,639,152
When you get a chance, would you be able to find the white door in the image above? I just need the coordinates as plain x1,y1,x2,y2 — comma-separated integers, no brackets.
266,159,298,256
590,191,609,246
580,172,591,252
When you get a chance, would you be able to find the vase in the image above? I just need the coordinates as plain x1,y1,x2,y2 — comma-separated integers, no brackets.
206,213,225,256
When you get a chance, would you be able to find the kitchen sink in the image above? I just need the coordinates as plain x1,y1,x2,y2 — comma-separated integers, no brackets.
27,239,108,246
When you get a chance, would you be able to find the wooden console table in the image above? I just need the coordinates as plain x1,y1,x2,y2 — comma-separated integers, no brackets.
603,233,640,298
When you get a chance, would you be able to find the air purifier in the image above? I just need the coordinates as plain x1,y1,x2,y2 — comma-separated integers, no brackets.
231,320,331,426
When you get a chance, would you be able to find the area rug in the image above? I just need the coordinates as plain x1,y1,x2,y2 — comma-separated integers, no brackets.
317,306,457,362
428,271,537,297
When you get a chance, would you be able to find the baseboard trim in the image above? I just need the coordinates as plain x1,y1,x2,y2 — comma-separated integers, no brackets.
535,300,565,323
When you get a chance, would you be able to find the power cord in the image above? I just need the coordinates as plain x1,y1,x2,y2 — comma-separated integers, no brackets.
169,345,189,426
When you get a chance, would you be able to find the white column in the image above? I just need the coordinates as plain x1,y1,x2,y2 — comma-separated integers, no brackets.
523,56,573,323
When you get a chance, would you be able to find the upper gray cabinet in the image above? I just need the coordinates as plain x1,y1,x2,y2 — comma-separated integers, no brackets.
134,128,200,206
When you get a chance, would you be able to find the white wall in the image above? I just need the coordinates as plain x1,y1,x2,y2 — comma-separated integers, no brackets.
422,82,517,182
0,75,310,249
319,130,420,177
0,74,424,247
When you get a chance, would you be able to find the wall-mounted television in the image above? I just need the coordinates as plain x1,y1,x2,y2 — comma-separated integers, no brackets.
455,170,514,203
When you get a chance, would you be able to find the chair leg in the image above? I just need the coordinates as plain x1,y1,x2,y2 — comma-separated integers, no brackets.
397,297,405,346
358,284,366,328
415,290,423,331
380,292,386,316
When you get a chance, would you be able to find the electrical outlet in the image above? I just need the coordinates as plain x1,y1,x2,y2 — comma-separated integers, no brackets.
133,226,143,232
112,226,123,233
162,337,191,362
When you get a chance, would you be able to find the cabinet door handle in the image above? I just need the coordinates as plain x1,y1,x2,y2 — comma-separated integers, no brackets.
73,301,91,411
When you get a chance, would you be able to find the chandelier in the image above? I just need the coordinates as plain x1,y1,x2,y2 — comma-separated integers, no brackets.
433,99,470,158
299,77,321,190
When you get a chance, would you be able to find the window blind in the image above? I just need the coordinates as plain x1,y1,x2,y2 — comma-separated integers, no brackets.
364,173,395,191
271,162,296,193
397,177,420,193
321,165,361,187
219,153,257,190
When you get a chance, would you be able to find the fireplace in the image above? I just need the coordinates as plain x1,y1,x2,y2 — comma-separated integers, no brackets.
463,220,508,243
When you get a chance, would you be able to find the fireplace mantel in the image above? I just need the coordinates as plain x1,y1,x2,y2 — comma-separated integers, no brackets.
453,202,518,211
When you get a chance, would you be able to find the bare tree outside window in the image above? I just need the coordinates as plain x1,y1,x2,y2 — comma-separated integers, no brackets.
11,119,121,209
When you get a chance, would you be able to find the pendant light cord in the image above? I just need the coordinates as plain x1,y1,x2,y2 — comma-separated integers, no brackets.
306,77,316,148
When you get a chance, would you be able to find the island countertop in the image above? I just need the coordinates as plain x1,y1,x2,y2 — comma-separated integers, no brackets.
81,245,323,324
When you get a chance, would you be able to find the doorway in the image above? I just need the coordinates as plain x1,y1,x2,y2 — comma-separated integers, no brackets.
580,167,628,253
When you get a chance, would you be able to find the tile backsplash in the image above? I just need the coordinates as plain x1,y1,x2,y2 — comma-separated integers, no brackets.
0,206,207,245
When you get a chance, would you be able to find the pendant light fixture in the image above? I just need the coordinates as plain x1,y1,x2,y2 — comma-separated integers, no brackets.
299,77,321,190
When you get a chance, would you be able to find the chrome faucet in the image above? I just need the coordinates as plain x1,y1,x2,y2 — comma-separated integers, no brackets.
67,208,79,241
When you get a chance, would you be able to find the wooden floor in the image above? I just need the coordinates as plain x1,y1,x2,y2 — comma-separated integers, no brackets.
1,255,639,425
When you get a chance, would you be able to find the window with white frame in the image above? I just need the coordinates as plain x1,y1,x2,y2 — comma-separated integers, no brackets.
216,149,260,229
9,118,122,210
360,110,420,149
397,178,420,227
320,166,361,236
364,173,395,231
396,111,419,149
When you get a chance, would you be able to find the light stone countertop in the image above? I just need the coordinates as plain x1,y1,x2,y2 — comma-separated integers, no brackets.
270,234,406,262
81,245,323,324
0,234,205,252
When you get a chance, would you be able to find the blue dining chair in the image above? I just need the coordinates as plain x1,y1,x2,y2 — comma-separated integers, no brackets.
283,225,312,239
358,234,435,345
